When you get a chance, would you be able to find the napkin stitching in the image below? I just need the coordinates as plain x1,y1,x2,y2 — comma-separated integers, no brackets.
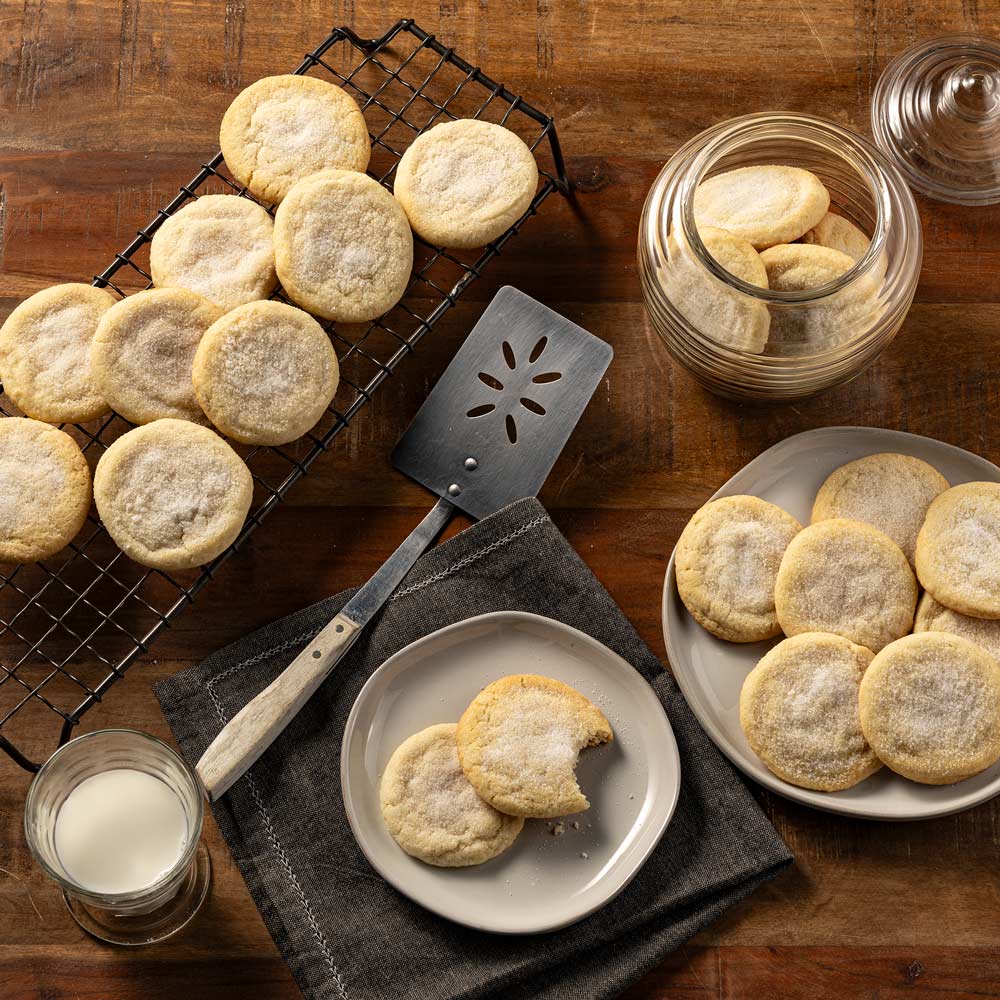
206,664,349,1000
391,515,548,599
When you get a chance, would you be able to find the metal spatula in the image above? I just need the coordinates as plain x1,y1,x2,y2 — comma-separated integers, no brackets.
197,287,613,801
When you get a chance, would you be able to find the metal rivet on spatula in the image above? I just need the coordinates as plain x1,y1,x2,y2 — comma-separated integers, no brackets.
447,483,462,496
464,457,478,471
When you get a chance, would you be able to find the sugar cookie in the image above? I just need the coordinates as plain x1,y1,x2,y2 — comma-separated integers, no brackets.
760,243,882,354
149,195,277,312
693,165,830,249
94,418,252,571
915,482,1000,619
456,675,613,818
801,212,870,263
664,227,771,353
91,289,222,426
676,495,801,642
192,300,338,445
859,632,1000,784
0,418,91,563
914,592,1000,661
811,453,949,565
380,723,524,867
775,519,917,652
0,283,114,423
393,119,538,249
740,633,880,791
274,169,413,323
220,74,370,204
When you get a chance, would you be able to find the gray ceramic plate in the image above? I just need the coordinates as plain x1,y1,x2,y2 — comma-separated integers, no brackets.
663,425,1000,821
341,611,680,933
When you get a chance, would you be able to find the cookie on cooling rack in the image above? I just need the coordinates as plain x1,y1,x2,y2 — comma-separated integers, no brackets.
456,675,613,818
740,632,880,791
859,632,1000,785
675,495,801,642
220,74,370,204
0,283,115,423
393,119,539,249
380,723,524,867
93,418,252,571
192,300,339,446
0,417,91,564
775,518,917,652
274,169,413,323
149,194,277,312
91,288,222,426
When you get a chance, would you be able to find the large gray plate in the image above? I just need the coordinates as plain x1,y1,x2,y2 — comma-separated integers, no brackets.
663,426,1000,821
341,611,679,933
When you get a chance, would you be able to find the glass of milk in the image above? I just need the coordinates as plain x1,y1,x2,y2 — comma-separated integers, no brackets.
24,728,210,945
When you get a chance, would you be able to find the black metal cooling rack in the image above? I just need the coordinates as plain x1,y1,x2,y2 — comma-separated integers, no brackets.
0,18,568,771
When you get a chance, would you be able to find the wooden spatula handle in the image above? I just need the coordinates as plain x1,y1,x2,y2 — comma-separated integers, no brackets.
196,611,361,801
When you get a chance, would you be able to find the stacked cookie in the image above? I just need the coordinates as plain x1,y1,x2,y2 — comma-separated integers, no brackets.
666,163,884,355
676,452,1000,791
380,675,612,867
0,71,540,571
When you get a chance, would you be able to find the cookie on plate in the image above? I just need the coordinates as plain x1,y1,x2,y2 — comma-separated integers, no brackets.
149,195,278,312
91,288,222,425
760,243,882,354
775,518,917,652
94,418,252,571
0,418,91,563
0,283,115,423
859,632,1000,785
192,300,339,445
220,74,370,204
675,495,801,642
380,723,524,867
915,482,1000,619
740,632,880,791
663,227,771,353
811,452,949,565
693,165,830,249
456,675,613,818
393,119,538,249
274,169,413,323
914,592,1000,661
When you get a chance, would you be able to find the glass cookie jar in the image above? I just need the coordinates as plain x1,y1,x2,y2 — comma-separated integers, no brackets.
638,113,923,401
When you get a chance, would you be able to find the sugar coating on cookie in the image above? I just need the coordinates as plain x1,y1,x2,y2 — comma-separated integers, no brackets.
914,593,1000,661
775,518,917,652
456,675,613,818
193,300,339,446
0,418,91,563
0,283,115,423
220,74,370,204
393,119,538,249
274,169,413,323
150,195,277,312
91,289,223,426
94,418,252,571
740,632,880,791
915,482,1000,620
859,632,1000,785
800,211,878,269
811,452,949,565
664,227,771,353
760,243,883,355
676,495,802,642
380,723,524,867
693,165,830,249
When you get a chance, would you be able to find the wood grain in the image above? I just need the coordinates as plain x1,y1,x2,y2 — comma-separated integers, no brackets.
3,1,1000,998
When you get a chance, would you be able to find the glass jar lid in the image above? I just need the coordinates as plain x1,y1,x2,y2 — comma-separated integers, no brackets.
872,34,1000,205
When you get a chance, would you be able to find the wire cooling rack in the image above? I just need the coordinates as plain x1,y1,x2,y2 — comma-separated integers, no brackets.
0,18,568,771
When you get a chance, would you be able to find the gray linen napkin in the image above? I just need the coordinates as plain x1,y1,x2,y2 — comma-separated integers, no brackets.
156,498,791,1000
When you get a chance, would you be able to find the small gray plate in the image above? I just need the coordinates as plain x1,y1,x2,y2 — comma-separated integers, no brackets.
663,426,1000,821
341,611,680,933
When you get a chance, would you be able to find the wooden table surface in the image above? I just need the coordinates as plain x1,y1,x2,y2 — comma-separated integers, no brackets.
3,1,1000,997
